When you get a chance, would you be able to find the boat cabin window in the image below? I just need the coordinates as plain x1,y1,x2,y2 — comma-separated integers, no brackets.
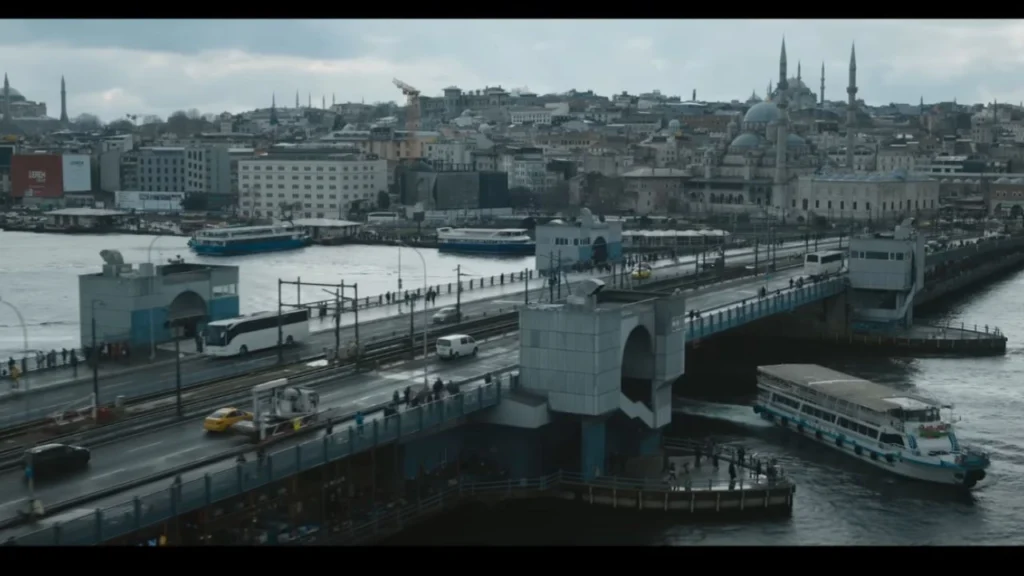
771,393,800,410
879,433,905,447
837,416,879,439
889,408,940,423
801,404,837,423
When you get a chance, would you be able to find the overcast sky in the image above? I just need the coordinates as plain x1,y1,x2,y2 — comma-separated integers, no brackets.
2,19,1023,123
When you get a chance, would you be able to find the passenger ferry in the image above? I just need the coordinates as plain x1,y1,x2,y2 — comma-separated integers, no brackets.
188,224,311,256
436,227,535,255
753,364,990,488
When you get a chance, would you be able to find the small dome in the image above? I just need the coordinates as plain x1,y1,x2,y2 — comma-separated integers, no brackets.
743,101,782,125
787,133,807,148
342,123,356,132
461,109,472,117
729,132,763,150
479,123,492,133
668,119,681,130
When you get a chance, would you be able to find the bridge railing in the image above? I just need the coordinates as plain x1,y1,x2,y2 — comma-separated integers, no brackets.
13,372,515,546
687,276,846,341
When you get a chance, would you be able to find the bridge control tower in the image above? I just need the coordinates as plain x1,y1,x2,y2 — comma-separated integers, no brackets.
486,278,686,480
847,218,926,329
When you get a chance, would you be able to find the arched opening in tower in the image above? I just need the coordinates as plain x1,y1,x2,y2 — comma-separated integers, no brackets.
620,325,655,412
168,290,208,338
592,236,608,264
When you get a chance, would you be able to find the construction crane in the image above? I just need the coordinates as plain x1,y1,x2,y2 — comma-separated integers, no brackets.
392,78,421,131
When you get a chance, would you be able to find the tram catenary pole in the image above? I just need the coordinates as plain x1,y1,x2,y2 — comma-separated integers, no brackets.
285,278,361,359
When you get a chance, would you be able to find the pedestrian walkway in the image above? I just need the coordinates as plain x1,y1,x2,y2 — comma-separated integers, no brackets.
0,347,190,402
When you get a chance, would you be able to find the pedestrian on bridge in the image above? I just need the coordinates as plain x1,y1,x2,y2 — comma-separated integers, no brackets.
403,386,411,404
393,390,400,405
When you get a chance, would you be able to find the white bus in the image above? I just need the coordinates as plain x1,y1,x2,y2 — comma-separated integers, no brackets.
204,310,311,357
804,250,845,279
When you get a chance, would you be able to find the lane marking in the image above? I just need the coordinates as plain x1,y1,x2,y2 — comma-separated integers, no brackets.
163,445,208,459
125,441,164,454
90,468,126,481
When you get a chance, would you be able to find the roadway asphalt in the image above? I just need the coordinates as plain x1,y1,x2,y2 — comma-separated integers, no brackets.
0,239,837,425
0,336,522,531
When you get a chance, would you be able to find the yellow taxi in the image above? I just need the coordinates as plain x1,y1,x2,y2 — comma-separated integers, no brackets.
203,407,253,433
631,264,652,280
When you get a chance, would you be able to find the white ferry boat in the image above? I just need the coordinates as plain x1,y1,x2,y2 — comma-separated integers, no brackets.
753,364,990,488
436,227,535,256
188,224,311,256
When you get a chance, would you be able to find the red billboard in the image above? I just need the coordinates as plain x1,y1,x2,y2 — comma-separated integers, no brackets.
11,154,64,199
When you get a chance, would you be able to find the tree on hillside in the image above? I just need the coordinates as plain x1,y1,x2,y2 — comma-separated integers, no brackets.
167,110,190,136
74,113,102,130
186,108,202,120
142,115,164,125
107,119,135,133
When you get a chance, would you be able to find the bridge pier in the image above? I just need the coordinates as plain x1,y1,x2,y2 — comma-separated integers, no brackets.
581,415,609,481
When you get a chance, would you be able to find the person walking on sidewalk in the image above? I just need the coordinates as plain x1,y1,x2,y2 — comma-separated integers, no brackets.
61,348,68,366
70,350,78,376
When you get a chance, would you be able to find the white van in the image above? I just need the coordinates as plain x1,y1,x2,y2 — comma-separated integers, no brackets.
436,334,478,360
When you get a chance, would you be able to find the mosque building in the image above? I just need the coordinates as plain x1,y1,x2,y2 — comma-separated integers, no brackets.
1,74,67,134
683,39,865,222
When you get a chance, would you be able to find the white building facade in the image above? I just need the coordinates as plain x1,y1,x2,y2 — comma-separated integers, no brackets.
793,171,940,222
237,156,387,219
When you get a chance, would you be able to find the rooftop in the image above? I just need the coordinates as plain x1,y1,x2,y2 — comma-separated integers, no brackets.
758,364,939,413
622,167,691,178
46,208,127,217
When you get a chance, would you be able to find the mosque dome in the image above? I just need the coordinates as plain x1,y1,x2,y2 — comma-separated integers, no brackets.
668,119,681,131
5,86,26,103
743,101,782,125
786,133,808,149
729,132,763,151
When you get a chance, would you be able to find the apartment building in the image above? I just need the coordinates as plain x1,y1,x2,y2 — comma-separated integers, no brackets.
237,155,387,219
136,147,186,192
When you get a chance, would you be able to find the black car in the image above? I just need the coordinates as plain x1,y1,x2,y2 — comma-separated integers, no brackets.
23,443,90,481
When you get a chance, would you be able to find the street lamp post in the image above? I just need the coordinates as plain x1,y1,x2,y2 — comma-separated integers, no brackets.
0,297,29,392
146,234,167,360
90,299,105,417
397,244,429,391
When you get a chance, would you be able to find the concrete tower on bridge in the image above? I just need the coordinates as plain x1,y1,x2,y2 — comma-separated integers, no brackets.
488,278,686,481
847,219,926,329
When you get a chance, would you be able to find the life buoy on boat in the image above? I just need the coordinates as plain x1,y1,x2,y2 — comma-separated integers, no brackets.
885,454,895,464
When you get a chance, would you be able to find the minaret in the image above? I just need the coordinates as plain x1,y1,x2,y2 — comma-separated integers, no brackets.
2,73,10,123
308,93,311,108
767,80,773,101
295,91,299,108
322,95,326,109
692,89,696,102
774,38,790,189
846,43,858,172
60,75,68,124
332,93,336,107
820,62,825,106
797,60,801,84
270,93,279,126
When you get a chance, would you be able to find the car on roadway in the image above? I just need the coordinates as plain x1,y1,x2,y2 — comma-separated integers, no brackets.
436,334,478,360
23,443,90,482
432,307,462,325
203,407,254,433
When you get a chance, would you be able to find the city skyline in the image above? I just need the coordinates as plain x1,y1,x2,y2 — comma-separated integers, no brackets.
1,19,1022,122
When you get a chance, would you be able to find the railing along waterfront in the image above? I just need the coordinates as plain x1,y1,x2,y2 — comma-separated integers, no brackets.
687,276,846,341
13,373,513,546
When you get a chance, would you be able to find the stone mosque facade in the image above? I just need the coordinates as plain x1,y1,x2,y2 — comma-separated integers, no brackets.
688,39,858,220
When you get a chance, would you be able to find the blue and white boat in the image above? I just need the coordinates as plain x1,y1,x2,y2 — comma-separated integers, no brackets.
436,227,535,256
754,364,990,488
188,224,311,256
